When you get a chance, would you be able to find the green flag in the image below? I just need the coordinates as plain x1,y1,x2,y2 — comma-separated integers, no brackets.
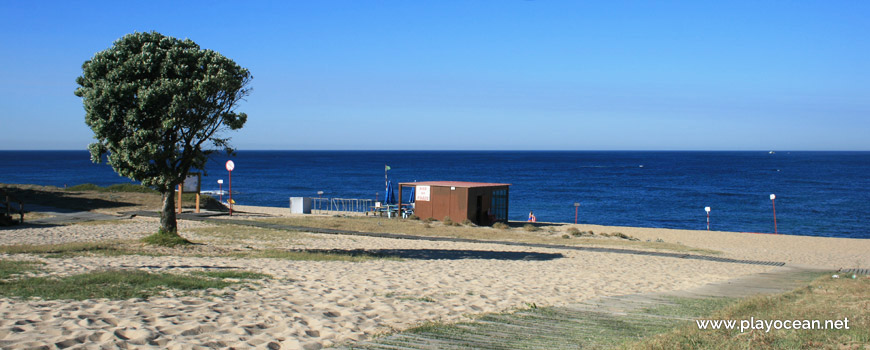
385,165,391,171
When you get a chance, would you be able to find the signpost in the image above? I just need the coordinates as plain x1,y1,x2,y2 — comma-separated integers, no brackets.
226,160,235,216
574,202,580,224
770,194,777,234
177,173,201,214
705,206,711,231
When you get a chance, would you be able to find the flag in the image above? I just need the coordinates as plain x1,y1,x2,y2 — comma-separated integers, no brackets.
385,165,391,171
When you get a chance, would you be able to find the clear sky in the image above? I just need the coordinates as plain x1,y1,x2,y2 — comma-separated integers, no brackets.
1,1,868,150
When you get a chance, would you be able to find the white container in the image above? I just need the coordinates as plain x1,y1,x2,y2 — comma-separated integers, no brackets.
289,197,312,214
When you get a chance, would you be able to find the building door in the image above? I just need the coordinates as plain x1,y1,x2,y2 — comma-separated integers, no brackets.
475,195,483,224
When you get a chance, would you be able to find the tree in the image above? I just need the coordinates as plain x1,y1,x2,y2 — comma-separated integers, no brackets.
75,31,251,235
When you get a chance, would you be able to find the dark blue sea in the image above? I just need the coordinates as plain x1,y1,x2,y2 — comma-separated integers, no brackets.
2,151,869,239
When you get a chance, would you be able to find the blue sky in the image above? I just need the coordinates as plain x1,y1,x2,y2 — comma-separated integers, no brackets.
1,1,868,150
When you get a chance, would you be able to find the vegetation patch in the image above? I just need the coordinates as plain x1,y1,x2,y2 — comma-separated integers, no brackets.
256,216,719,255
0,260,44,279
66,183,157,193
0,270,232,300
0,241,151,258
191,270,271,280
624,274,870,349
141,229,194,247
523,223,540,232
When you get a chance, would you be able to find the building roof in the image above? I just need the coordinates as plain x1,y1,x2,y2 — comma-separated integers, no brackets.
398,181,511,188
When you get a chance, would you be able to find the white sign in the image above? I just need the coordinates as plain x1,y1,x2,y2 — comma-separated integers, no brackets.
770,194,776,200
226,160,235,171
415,186,430,201
705,206,711,212
182,173,201,193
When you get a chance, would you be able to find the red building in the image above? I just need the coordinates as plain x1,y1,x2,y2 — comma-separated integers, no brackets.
398,181,510,226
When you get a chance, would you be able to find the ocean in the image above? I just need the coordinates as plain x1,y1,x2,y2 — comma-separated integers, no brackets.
2,151,868,239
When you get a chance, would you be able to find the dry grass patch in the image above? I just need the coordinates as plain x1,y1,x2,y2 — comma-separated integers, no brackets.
186,224,316,246
256,216,720,255
623,274,870,349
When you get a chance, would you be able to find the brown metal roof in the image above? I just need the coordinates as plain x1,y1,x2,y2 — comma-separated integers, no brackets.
398,181,511,188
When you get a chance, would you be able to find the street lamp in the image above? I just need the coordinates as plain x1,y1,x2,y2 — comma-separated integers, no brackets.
317,191,324,199
704,206,711,231
770,194,778,234
217,179,224,203
573,202,580,224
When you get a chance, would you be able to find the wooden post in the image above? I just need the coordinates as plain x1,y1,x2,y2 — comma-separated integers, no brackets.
177,184,182,214
195,193,200,213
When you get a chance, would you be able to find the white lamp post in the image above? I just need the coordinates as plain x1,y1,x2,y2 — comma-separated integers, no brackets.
770,194,778,234
705,206,711,231
574,202,580,224
217,179,224,203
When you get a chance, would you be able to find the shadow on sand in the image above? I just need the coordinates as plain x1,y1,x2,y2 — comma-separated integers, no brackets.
298,248,564,261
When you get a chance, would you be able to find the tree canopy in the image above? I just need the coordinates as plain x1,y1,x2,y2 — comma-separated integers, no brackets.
75,31,251,233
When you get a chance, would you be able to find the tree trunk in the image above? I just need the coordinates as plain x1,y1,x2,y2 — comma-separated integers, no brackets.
160,187,178,233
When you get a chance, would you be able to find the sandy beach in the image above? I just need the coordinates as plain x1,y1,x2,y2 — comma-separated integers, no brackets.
1,206,865,349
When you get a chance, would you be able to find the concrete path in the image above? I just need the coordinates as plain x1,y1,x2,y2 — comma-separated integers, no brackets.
24,205,133,225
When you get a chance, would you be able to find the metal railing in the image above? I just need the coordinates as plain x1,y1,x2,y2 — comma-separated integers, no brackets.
312,198,376,215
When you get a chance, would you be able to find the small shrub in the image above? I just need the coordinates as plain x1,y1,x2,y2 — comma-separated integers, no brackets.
443,216,460,226
423,223,432,229
599,232,611,237
493,222,509,230
408,214,420,220
461,219,474,226
655,238,665,243
523,224,539,232
65,183,104,192
424,217,435,223
612,232,629,239
106,183,157,193
567,227,581,236
141,229,193,247
561,234,570,239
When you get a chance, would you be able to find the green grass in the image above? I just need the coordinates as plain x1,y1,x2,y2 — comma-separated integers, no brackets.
66,183,158,193
0,270,232,300
191,270,271,280
0,241,171,258
0,260,44,279
623,275,870,350
141,229,194,247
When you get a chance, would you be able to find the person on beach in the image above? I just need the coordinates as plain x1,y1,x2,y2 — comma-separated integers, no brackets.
528,211,536,222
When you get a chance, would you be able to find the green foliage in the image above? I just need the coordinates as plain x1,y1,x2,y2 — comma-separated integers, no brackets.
141,229,193,247
75,31,251,232
66,183,157,193
0,270,231,300
65,183,104,191
0,260,44,279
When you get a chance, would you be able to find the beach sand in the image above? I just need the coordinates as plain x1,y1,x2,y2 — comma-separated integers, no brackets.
0,206,861,349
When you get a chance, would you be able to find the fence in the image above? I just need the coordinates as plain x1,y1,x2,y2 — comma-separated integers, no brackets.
312,198,376,215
